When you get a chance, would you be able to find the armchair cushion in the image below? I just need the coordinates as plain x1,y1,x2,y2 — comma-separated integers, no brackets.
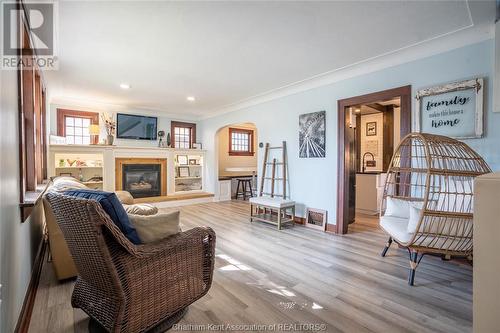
128,211,180,243
64,189,142,244
385,197,411,218
380,215,413,243
115,190,134,205
124,203,158,216
50,176,88,192
407,204,422,233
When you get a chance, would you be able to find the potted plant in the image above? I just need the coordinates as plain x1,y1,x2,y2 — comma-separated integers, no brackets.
101,113,116,145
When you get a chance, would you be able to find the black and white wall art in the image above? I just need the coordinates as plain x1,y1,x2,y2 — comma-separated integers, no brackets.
299,111,326,158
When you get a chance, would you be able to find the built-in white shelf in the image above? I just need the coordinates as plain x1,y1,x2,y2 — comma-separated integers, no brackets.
55,166,103,169
174,153,204,193
49,144,208,196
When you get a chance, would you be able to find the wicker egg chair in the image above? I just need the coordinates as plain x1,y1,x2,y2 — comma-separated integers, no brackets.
379,132,491,285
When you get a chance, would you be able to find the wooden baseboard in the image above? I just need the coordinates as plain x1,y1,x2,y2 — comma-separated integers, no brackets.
15,238,47,333
293,216,305,225
134,192,214,203
325,224,336,233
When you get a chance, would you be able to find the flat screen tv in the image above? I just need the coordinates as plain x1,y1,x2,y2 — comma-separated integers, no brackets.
116,113,157,140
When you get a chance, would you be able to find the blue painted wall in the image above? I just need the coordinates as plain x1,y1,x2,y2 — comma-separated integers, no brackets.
200,39,498,225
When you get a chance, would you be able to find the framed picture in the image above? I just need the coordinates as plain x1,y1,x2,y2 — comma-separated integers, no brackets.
305,208,327,231
188,159,198,165
299,111,326,158
58,172,73,177
177,155,188,165
193,142,203,149
415,78,484,139
178,166,190,178
366,122,377,136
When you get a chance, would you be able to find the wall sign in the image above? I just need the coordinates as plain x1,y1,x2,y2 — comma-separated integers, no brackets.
366,122,377,136
415,78,483,139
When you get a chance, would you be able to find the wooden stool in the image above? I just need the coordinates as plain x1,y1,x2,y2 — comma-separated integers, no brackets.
235,178,253,200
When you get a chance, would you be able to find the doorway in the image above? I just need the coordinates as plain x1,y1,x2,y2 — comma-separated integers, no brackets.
215,123,258,200
336,86,411,234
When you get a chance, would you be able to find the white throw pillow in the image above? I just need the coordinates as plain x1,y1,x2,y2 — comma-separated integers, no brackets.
124,203,158,216
384,197,411,218
407,204,422,233
115,191,134,205
128,211,181,243
49,176,87,193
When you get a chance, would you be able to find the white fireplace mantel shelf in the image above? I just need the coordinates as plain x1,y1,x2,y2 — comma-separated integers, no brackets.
48,144,208,197
49,144,206,153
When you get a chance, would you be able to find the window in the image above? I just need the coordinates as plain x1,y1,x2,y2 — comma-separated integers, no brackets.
171,121,196,149
174,127,190,149
229,128,254,156
65,116,91,144
57,109,99,144
18,12,49,220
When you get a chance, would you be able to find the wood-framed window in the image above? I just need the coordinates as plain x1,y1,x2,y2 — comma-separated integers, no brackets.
229,128,254,156
57,109,99,144
171,121,196,149
18,11,48,220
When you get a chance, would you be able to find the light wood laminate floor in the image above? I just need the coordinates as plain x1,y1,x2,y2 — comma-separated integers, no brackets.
29,201,472,333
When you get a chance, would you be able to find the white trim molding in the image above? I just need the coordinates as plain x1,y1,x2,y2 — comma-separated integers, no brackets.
494,19,500,113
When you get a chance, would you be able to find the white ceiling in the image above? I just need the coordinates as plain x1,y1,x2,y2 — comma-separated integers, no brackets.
45,1,496,119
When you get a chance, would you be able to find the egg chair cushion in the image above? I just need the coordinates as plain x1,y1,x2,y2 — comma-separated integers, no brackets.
407,205,422,233
380,215,413,243
385,197,412,219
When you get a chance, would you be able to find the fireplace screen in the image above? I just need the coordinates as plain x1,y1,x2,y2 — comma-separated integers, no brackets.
123,164,161,198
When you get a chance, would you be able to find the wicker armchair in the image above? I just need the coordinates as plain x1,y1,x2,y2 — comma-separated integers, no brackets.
46,193,216,333
379,133,491,285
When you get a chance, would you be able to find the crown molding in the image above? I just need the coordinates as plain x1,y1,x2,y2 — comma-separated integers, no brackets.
200,23,494,120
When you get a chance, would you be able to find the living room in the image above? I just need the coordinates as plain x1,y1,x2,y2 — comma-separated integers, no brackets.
1,1,500,333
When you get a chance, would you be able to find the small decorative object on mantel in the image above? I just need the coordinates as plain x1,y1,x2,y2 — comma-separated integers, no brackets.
305,208,327,231
157,130,165,147
88,124,100,144
415,78,484,139
101,112,116,145
299,111,326,158
366,122,377,136
166,132,171,147
193,142,202,149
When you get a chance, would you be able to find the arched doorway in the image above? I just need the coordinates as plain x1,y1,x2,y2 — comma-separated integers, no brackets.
214,123,258,201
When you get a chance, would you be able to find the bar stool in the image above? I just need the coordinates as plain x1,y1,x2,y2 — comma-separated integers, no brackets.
235,178,253,200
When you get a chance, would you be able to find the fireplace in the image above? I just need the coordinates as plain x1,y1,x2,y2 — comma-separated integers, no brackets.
123,164,161,198
115,158,167,198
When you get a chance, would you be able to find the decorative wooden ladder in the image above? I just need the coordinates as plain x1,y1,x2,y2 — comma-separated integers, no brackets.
259,141,288,198
251,141,294,229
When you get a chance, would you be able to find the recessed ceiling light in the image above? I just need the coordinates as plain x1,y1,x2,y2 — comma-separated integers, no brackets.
186,96,195,102
120,83,131,89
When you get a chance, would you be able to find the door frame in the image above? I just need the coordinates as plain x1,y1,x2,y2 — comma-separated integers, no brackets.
336,85,412,234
